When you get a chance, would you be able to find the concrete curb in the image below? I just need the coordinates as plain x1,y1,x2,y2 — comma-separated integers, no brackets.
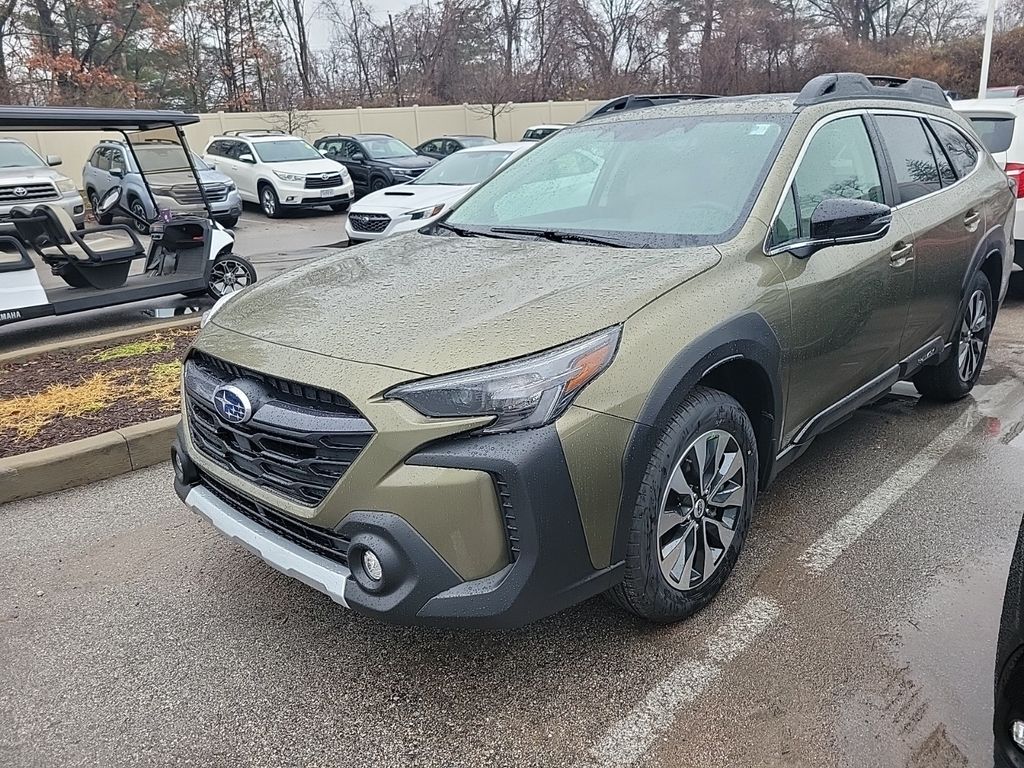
0,415,179,504
0,316,200,365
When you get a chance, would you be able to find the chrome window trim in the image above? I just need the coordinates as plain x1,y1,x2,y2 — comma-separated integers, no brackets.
762,108,982,256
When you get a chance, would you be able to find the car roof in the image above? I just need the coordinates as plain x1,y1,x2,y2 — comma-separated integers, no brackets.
525,124,568,130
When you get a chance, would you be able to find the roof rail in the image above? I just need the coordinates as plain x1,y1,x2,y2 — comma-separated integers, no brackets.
795,73,949,108
578,93,720,122
221,129,287,137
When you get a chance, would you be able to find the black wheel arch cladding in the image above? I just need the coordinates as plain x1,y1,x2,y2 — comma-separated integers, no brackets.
611,311,783,565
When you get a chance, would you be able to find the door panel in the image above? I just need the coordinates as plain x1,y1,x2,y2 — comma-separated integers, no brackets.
874,114,985,353
769,115,915,444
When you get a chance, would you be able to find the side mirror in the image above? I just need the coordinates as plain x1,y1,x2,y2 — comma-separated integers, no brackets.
792,198,891,258
318,148,329,157
239,153,255,164
352,151,365,162
46,154,62,167
110,166,124,178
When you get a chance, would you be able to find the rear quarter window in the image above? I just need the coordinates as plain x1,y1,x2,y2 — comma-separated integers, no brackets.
967,116,1015,153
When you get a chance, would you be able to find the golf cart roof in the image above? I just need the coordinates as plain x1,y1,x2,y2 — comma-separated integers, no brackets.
0,105,200,131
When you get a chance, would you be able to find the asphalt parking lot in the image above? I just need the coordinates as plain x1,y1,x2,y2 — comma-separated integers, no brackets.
0,205,347,354
2,287,1023,765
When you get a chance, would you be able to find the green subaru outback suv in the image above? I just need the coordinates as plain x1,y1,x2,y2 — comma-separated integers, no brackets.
173,73,1015,627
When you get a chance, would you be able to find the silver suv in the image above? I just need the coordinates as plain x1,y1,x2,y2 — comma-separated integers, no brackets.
0,138,84,229
83,139,243,232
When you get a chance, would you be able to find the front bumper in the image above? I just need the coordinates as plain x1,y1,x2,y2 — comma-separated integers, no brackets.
173,420,623,628
345,212,440,244
0,192,84,228
277,179,355,208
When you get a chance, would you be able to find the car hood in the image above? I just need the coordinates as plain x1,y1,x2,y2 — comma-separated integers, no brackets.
350,184,472,214
211,233,721,375
1,167,65,182
377,155,435,170
148,168,235,187
263,158,347,176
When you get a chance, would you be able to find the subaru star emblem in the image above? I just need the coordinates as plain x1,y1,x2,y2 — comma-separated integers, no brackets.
12,186,26,197
213,385,252,424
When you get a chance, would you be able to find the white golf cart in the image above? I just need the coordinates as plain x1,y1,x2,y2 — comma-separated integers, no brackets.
0,106,255,328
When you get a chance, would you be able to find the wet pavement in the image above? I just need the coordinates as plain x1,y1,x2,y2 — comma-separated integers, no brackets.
0,207,346,355
2,298,1023,768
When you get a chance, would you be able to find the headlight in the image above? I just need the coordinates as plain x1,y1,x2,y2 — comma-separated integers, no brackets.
273,170,305,183
201,291,241,328
385,326,620,434
224,181,236,191
55,177,77,194
389,167,414,176
406,204,444,221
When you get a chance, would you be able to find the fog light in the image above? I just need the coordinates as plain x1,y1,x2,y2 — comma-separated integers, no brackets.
172,448,185,480
362,550,383,581
1013,720,1024,749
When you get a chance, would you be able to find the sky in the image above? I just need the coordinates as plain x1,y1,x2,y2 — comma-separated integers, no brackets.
307,0,420,50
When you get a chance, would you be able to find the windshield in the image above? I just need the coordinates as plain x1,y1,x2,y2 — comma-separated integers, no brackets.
446,114,790,247
133,145,209,173
412,150,515,186
967,116,1015,153
364,137,416,159
253,139,322,163
0,141,45,168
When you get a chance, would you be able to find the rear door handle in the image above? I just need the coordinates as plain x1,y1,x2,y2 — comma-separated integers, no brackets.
964,210,981,230
890,241,914,267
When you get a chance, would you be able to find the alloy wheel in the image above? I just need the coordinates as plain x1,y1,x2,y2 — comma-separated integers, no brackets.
958,289,988,382
130,200,149,234
657,429,745,592
209,258,252,297
262,189,276,216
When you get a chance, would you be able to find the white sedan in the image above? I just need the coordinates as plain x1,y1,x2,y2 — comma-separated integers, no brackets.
345,142,531,243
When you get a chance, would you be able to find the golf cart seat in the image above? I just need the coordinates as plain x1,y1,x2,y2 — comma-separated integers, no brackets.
10,204,144,290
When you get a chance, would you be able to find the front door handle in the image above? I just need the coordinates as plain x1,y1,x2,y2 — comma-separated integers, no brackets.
964,210,981,231
890,241,914,267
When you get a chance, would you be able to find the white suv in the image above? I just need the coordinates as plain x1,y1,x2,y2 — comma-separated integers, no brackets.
953,98,1024,295
203,131,354,218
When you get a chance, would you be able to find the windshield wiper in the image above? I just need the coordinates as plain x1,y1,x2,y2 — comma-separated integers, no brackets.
433,221,515,239
488,226,630,248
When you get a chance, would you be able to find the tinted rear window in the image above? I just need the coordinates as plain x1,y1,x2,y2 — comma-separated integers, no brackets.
968,117,1015,153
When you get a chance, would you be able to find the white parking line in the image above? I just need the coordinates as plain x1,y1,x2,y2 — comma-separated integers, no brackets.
584,596,781,768
800,379,1022,575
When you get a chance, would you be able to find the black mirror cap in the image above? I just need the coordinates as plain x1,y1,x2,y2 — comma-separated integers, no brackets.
809,197,891,243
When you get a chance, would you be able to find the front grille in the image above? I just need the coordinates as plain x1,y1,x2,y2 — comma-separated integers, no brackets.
494,478,520,561
403,168,426,178
201,470,351,567
0,182,58,203
172,183,229,204
305,173,344,189
348,212,390,233
184,352,374,506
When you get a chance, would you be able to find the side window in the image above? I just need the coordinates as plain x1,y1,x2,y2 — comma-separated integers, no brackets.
344,140,363,159
109,149,126,174
443,139,460,155
875,115,941,204
771,187,800,245
206,140,226,157
781,116,883,242
95,148,111,171
421,140,440,154
929,120,979,179
924,127,956,185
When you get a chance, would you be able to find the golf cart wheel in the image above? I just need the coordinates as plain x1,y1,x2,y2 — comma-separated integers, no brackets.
260,184,281,218
208,253,256,299
89,191,112,225
217,214,240,229
129,198,150,234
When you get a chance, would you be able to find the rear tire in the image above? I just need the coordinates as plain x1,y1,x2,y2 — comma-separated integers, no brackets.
606,386,758,623
914,270,993,401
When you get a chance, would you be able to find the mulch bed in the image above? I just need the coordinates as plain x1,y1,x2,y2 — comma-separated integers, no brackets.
0,327,197,459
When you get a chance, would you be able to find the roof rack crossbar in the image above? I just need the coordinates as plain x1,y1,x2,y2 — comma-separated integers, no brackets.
221,129,287,137
579,93,721,122
795,73,949,108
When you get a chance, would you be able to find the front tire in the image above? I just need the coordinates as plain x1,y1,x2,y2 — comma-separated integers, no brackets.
914,270,993,401
216,214,240,229
370,176,389,192
260,184,281,218
128,198,150,234
330,202,350,212
607,386,758,623
1009,270,1024,299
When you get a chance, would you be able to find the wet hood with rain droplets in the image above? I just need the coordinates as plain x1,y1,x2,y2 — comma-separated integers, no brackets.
210,232,720,375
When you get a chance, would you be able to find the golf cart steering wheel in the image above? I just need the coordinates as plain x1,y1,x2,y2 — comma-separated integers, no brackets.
97,185,122,216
